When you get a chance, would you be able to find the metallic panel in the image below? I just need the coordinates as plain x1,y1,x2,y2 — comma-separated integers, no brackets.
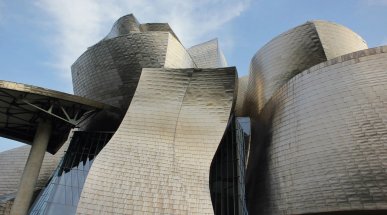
0,143,67,214
140,23,181,42
0,146,64,196
188,39,228,68
244,21,368,117
104,14,180,42
72,32,169,110
164,34,196,68
248,46,387,214
104,14,141,39
235,76,248,117
314,20,368,59
76,67,236,214
72,29,194,113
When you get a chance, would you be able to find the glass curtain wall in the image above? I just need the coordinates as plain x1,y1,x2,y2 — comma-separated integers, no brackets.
29,131,113,215
210,116,249,215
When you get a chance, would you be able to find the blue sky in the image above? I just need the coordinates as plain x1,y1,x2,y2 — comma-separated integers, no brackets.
1,0,387,152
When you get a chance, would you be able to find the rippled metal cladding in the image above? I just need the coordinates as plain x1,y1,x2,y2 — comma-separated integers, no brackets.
0,13,386,215
244,21,387,215
77,67,237,214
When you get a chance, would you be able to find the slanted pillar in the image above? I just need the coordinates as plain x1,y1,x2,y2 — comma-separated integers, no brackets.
10,120,52,215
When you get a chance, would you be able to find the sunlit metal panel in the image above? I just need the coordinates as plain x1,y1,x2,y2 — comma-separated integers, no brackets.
77,67,236,214
247,46,387,214
244,21,367,117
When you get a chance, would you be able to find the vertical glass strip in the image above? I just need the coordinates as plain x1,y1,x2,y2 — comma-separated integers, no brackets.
210,116,249,215
29,131,113,215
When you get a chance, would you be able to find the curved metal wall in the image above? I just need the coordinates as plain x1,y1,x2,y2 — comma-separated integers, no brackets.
164,34,195,68
250,46,387,214
72,32,168,110
0,143,67,214
244,21,367,117
104,14,141,39
72,32,194,112
0,145,66,197
140,23,180,42
76,67,236,214
104,14,180,42
314,20,368,59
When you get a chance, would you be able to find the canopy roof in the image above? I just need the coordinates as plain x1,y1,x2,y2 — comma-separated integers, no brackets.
0,80,112,154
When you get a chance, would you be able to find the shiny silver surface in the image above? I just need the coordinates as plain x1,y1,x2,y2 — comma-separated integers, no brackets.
314,20,368,59
188,39,228,68
104,14,141,38
0,146,65,196
243,20,368,117
235,76,248,117
248,46,387,214
4,11,384,215
72,14,194,112
76,67,237,214
0,144,68,214
104,14,180,42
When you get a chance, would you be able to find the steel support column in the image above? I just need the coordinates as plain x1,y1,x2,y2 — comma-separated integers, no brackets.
10,120,52,215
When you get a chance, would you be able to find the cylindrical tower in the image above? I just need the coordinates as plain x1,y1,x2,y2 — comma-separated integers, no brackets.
72,14,194,111
250,46,387,214
71,14,194,130
244,20,367,117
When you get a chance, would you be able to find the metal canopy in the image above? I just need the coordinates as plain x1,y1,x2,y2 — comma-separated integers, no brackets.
0,80,112,154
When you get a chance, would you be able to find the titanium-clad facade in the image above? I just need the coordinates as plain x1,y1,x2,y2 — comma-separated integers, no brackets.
0,80,111,215
188,39,228,68
76,68,236,214
243,20,368,116
235,76,248,117
72,32,169,110
244,20,387,215
71,14,195,132
0,145,67,213
314,20,368,59
0,146,63,196
248,46,387,215
72,14,194,112
2,13,387,215
104,15,180,42
23,14,243,215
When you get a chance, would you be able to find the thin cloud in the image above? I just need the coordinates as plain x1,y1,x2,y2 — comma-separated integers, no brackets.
35,0,250,82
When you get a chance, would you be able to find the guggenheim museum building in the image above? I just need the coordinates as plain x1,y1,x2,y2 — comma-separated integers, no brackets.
0,14,386,215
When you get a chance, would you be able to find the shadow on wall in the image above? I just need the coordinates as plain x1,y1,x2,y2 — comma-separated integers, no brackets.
245,100,277,215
